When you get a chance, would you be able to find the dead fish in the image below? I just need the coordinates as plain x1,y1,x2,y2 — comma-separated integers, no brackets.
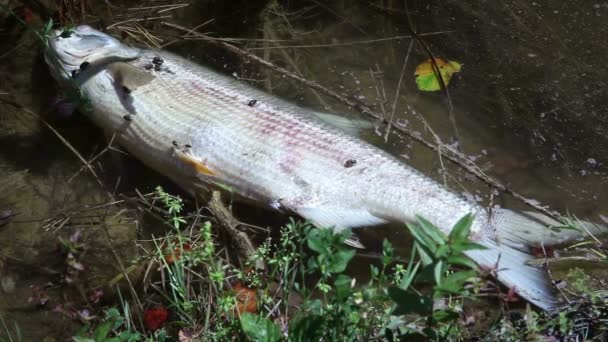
44,25,607,310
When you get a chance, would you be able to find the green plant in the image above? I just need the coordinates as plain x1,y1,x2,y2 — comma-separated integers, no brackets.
237,216,485,341
155,186,187,230
73,308,142,342
386,214,485,340
61,187,606,340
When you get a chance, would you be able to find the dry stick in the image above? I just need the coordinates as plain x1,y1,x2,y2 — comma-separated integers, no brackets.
161,22,562,221
385,39,414,143
207,191,264,270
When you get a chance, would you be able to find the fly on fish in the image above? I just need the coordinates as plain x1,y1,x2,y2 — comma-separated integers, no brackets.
44,25,606,310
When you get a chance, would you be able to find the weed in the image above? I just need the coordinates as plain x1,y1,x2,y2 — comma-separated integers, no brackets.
73,308,143,342
61,188,606,341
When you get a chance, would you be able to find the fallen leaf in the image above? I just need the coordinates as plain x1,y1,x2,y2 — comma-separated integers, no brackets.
415,58,462,91
233,280,257,315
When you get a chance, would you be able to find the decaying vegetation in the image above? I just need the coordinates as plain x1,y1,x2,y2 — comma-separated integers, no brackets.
0,0,607,340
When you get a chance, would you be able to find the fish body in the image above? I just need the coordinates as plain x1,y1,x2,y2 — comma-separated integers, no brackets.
45,26,605,310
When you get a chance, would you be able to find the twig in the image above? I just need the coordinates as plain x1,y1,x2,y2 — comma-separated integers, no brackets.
413,111,449,186
541,242,571,305
161,22,563,222
369,65,388,120
245,31,453,50
207,191,263,270
67,132,126,183
385,39,414,143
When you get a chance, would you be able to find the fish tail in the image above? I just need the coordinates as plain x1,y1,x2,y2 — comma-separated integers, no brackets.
467,209,607,310
492,208,608,248
466,240,558,309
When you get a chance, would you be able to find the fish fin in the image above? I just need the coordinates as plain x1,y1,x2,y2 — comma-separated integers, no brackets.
345,236,366,249
312,112,373,136
466,239,559,310
107,62,155,92
493,209,608,249
296,207,389,230
173,149,216,177
294,207,389,249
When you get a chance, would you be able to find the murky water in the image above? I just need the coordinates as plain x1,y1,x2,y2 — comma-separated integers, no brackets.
1,0,607,339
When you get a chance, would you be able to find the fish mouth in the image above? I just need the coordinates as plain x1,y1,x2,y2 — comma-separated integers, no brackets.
44,25,138,80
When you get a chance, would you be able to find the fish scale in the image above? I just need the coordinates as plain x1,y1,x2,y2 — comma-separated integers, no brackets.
125,50,487,234
45,25,608,310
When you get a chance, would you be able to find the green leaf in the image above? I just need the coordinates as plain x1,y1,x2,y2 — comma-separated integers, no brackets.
306,229,327,253
437,270,478,294
382,239,394,266
399,261,420,290
446,255,477,270
434,261,444,286
415,216,448,245
334,274,352,301
414,242,433,267
104,338,121,342
327,249,356,274
119,331,143,341
308,299,323,315
105,308,124,330
435,244,450,258
388,287,433,316
93,320,114,341
450,241,487,253
449,214,473,241
240,313,281,342
407,224,437,255
45,18,54,33
433,309,459,322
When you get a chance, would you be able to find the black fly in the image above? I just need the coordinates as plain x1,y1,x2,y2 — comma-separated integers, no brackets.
344,159,357,168
152,56,164,71
248,99,258,107
152,56,163,66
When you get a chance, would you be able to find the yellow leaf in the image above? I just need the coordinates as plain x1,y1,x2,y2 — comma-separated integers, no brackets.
414,58,462,92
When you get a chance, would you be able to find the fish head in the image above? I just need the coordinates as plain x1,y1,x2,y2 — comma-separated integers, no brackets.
45,25,140,82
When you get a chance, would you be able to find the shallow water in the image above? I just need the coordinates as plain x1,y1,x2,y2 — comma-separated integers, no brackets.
1,0,607,339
